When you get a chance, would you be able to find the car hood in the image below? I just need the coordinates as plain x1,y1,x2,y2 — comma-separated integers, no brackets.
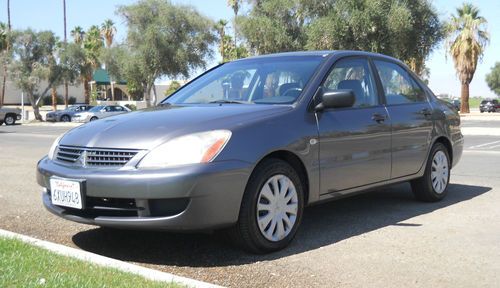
60,104,292,150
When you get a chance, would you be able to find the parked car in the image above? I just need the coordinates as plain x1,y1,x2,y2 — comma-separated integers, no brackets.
37,51,463,253
479,99,500,113
451,99,461,111
72,105,131,122
45,105,94,122
0,107,22,125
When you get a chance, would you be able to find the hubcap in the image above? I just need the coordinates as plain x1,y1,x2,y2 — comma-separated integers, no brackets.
5,116,14,125
431,150,449,194
256,174,298,242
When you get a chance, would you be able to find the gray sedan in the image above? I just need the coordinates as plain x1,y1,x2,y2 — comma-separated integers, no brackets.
37,51,463,253
45,105,93,122
72,105,131,123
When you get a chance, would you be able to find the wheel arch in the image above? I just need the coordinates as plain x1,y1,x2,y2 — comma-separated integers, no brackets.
253,150,310,205
432,136,453,166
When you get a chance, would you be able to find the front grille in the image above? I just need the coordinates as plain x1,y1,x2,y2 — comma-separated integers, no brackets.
56,145,139,167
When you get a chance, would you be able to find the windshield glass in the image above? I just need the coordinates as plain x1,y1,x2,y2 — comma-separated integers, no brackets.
164,56,325,105
67,106,79,111
88,105,104,112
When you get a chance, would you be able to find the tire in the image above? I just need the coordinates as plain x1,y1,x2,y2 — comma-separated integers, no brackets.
60,115,71,122
89,116,98,122
411,143,450,202
229,158,304,253
4,114,16,125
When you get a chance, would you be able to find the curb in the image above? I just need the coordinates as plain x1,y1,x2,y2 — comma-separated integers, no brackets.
0,229,222,288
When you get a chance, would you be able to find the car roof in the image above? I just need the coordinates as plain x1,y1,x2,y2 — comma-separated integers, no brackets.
236,50,404,64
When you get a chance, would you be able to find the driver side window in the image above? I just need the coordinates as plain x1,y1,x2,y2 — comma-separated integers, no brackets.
323,58,378,108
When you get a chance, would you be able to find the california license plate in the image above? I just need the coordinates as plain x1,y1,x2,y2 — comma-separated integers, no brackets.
50,177,84,209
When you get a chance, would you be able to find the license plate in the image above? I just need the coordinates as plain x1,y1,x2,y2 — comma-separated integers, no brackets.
50,178,84,209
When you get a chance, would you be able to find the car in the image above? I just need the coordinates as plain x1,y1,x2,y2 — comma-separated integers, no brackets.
451,99,461,111
37,51,463,253
45,105,94,122
71,105,131,122
479,99,500,113
0,107,22,125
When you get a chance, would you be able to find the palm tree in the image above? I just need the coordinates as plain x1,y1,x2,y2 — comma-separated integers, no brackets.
446,3,489,113
227,0,240,48
215,19,228,61
70,26,85,45
100,19,116,48
82,25,103,104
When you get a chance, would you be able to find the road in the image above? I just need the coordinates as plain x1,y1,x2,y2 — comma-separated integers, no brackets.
1,119,499,288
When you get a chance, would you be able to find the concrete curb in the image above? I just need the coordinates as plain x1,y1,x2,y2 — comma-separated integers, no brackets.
0,229,222,288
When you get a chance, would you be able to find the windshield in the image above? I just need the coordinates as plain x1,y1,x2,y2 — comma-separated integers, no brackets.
164,56,325,105
88,105,104,112
67,106,79,111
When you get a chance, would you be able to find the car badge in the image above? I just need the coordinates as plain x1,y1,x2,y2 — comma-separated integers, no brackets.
77,150,88,167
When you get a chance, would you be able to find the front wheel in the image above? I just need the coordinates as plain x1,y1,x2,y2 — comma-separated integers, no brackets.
4,114,16,125
89,116,98,122
411,143,450,202
61,115,71,122
229,159,304,253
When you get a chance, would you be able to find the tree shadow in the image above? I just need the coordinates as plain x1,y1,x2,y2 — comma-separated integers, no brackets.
72,183,490,267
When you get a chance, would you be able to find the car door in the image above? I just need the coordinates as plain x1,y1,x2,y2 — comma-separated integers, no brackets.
372,59,434,178
317,57,392,194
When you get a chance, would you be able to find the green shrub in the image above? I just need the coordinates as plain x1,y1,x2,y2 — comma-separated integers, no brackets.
124,104,137,111
68,96,77,105
42,95,64,106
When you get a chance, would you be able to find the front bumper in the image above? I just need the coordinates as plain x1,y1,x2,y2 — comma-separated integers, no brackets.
37,157,252,231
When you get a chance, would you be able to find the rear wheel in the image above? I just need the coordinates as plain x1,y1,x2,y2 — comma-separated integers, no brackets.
411,143,450,202
4,114,16,125
61,115,71,122
229,158,304,253
89,116,98,122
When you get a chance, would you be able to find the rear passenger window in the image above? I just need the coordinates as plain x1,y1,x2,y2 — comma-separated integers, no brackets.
373,60,426,105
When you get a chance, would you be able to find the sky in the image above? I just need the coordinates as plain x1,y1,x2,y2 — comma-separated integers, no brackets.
0,0,499,98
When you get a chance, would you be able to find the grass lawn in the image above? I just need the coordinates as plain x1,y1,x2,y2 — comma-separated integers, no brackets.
0,236,183,288
469,97,484,109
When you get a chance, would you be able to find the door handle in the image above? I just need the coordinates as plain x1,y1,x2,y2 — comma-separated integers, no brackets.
372,113,387,123
420,108,432,116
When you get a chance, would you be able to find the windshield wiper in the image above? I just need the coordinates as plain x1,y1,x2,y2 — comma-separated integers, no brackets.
208,99,248,104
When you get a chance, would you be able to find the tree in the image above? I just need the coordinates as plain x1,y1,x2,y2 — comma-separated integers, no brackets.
446,2,489,113
9,30,59,120
215,19,228,62
101,19,116,48
238,0,307,54
0,0,11,108
486,62,500,96
70,26,85,44
117,0,216,106
227,0,241,47
164,80,181,96
305,0,442,76
100,19,117,100
81,25,104,103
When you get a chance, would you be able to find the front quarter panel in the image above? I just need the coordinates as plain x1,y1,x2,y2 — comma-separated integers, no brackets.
215,108,320,204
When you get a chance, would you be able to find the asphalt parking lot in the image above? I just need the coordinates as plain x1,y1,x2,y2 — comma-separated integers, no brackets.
1,118,499,288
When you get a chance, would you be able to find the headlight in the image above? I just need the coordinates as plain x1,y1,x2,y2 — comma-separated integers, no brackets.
137,130,232,168
48,135,63,160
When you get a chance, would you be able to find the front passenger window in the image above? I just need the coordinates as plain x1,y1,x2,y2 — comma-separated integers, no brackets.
323,58,378,108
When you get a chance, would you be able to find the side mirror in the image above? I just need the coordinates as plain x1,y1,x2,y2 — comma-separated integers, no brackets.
315,89,355,111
